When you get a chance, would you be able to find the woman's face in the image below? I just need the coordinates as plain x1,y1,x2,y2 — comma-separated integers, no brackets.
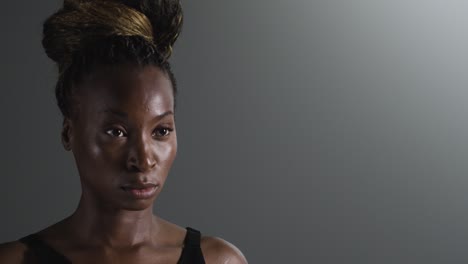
65,65,177,211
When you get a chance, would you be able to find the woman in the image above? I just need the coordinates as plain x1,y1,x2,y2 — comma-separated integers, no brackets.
0,0,247,263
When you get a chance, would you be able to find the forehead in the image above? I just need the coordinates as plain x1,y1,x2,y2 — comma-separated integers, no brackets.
76,65,174,117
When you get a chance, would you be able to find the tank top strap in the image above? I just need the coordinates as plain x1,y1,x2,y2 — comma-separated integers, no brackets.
177,227,206,264
183,227,202,247
19,234,71,264
19,228,205,264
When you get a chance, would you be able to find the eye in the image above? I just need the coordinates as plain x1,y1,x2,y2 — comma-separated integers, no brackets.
152,127,173,138
105,128,127,138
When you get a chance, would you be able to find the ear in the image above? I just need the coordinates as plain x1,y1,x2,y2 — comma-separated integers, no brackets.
61,118,74,151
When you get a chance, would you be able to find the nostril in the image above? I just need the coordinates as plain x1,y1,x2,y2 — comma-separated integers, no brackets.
128,163,141,173
126,139,157,172
127,156,156,172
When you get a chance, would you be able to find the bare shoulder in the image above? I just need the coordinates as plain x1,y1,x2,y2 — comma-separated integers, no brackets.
201,236,248,264
0,240,27,264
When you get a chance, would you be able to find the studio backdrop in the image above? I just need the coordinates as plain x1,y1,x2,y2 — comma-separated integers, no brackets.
2,0,468,263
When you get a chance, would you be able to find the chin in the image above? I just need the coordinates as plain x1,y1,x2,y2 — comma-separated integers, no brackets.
122,204,153,211
119,197,158,211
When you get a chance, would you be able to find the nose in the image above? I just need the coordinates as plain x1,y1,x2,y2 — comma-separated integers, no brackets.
126,135,157,172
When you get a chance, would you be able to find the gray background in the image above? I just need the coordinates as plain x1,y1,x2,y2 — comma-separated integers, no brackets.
1,0,468,263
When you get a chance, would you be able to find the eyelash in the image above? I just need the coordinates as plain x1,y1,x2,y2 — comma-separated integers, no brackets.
105,128,127,138
105,127,174,139
152,127,174,138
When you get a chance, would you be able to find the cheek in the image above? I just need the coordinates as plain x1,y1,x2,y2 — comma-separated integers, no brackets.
157,138,177,171
73,130,123,176
88,143,121,165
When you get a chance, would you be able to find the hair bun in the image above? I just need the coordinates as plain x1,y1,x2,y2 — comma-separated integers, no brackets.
119,0,183,58
43,0,183,65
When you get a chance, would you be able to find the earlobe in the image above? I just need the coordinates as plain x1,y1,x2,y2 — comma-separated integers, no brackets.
61,118,73,151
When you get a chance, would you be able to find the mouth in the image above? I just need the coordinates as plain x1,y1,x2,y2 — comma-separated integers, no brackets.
120,183,159,199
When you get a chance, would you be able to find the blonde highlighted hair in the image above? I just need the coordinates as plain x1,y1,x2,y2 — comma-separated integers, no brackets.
42,0,183,117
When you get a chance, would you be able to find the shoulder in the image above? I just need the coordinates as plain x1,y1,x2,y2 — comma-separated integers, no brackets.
0,240,27,264
201,236,248,264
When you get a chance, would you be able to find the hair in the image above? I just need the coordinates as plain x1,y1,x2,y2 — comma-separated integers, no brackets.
42,0,183,118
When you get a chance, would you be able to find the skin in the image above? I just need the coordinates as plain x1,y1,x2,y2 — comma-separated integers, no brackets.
0,65,247,264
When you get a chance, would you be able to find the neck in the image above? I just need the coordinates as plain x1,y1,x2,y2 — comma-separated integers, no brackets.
67,195,158,248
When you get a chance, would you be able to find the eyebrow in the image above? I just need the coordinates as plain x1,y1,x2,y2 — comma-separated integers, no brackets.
100,109,174,120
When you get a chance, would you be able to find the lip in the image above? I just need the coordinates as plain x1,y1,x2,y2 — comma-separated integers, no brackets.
120,183,159,199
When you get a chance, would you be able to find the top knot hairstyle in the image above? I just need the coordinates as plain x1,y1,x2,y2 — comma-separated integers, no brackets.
42,0,183,118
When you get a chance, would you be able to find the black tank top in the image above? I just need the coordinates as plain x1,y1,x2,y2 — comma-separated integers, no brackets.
18,227,205,264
